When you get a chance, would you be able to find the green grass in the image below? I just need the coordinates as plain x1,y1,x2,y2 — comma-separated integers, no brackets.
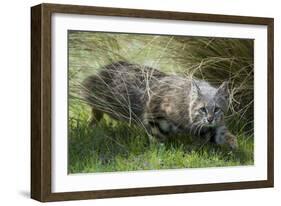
68,100,254,174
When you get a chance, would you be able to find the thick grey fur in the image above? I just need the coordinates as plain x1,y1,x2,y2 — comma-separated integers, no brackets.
82,61,237,148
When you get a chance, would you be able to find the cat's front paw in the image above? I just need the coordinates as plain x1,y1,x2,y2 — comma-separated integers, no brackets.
225,132,238,149
215,126,237,149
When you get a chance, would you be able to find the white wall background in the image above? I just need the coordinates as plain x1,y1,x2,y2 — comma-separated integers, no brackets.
0,0,279,205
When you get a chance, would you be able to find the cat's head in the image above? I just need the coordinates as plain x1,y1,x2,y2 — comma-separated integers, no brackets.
189,81,229,127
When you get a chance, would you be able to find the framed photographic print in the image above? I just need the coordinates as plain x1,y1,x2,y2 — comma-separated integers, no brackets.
31,3,274,202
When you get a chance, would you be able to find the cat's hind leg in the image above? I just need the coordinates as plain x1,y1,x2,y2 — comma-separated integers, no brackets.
88,107,103,127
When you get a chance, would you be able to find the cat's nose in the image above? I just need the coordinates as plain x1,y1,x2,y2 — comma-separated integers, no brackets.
207,116,214,123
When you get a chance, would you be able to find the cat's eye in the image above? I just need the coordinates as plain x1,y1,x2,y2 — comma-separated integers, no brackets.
199,107,207,113
214,107,220,113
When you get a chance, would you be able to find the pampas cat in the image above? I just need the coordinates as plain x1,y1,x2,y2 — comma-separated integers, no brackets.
82,61,237,149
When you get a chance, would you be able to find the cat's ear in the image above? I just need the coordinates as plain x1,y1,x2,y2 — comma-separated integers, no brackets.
216,81,229,101
191,80,201,99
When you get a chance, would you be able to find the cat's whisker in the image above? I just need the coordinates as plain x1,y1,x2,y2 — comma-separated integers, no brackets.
189,121,201,135
193,123,202,136
197,124,204,136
